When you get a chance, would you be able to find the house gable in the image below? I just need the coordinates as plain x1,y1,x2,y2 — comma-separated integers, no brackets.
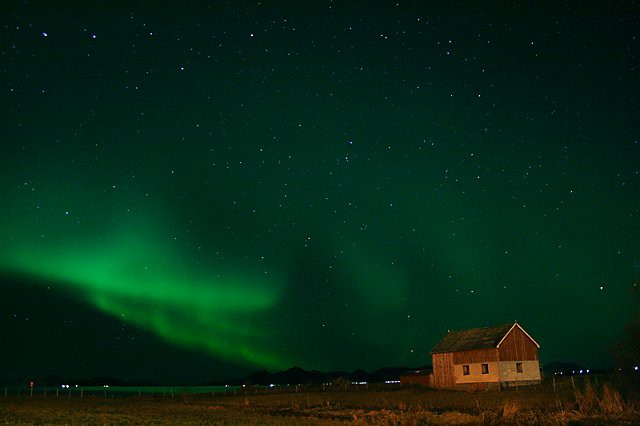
497,323,540,361
496,323,540,348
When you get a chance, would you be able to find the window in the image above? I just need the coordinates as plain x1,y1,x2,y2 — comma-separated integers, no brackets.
481,364,489,374
463,365,470,376
516,362,523,373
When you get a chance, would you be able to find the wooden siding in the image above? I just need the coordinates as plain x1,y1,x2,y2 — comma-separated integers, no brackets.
453,348,498,364
400,374,430,386
498,325,539,361
431,352,455,389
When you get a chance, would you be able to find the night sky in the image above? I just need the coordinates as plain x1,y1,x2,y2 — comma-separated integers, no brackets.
1,2,638,384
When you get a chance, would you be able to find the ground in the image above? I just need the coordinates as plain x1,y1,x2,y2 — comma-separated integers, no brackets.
1,380,638,424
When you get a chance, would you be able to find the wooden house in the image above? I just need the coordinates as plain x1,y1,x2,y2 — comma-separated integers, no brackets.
430,322,541,390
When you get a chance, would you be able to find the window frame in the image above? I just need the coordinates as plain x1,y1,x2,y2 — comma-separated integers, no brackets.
462,364,470,376
516,362,523,373
481,363,489,374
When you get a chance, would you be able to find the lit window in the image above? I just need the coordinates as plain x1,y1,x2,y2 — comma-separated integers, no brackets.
481,364,489,374
463,365,470,376
516,362,523,373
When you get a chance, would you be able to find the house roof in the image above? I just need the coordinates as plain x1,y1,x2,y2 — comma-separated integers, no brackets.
431,322,539,354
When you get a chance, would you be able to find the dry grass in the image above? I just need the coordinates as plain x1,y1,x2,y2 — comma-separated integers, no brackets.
1,380,638,425
600,382,625,415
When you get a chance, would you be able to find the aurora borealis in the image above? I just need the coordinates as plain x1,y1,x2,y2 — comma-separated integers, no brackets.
1,2,639,383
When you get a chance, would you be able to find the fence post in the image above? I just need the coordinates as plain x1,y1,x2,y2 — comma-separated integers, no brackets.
552,375,556,392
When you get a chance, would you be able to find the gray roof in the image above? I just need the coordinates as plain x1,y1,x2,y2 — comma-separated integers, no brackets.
431,323,515,354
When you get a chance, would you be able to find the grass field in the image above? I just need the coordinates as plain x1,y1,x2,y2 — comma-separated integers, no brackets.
1,379,638,424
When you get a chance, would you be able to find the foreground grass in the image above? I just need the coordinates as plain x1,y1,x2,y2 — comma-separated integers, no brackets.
1,383,638,424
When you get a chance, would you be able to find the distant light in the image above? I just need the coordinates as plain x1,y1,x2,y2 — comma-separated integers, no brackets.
42,32,48,37
103,385,109,388
269,384,275,388
385,380,400,384
586,369,590,374
579,370,583,374
635,366,638,371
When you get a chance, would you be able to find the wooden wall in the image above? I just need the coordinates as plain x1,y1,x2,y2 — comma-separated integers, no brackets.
453,348,498,364
400,374,430,386
498,325,539,361
431,352,455,389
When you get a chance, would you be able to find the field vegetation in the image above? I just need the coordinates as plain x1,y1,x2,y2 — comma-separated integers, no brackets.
1,376,638,424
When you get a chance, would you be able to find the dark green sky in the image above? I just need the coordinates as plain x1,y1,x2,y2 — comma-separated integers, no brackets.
1,1,638,383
